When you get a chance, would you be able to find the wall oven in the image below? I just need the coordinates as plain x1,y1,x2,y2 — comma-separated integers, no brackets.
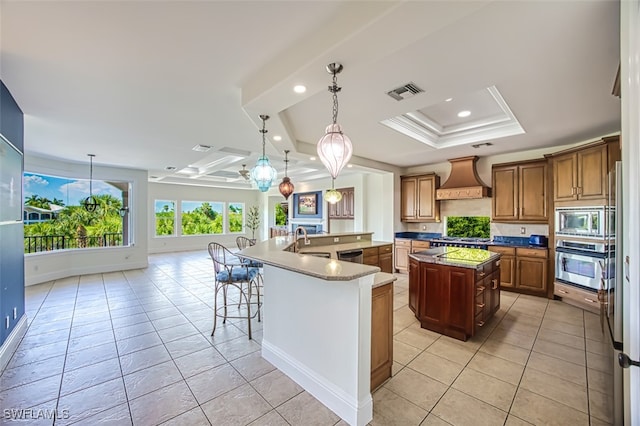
555,240,614,292
555,206,614,239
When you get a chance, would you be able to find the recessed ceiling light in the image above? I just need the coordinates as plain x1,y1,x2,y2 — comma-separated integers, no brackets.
294,85,307,94
347,164,353,168
445,98,453,102
273,135,282,141
310,156,316,161
457,110,471,118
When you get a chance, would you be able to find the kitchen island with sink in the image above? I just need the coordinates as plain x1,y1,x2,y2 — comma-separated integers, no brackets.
409,247,501,341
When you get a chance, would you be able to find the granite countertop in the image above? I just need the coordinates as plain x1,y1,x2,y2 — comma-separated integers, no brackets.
298,240,392,258
408,246,501,270
238,235,382,281
394,232,549,249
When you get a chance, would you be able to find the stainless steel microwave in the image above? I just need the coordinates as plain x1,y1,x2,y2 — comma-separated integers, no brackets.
555,206,614,239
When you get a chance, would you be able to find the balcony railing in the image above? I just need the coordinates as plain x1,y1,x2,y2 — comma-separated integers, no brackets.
25,233,123,254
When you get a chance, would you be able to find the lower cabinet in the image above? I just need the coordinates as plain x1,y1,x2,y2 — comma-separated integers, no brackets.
554,282,600,314
488,246,548,297
394,239,411,272
371,282,393,390
364,245,393,273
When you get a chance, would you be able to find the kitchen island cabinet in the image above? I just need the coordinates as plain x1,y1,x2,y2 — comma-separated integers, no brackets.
408,247,501,341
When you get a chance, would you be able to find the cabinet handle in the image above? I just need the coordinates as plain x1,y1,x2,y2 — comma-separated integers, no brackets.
577,187,582,195
476,320,485,327
558,289,569,294
476,303,485,309
476,286,485,293
478,272,486,277
496,260,501,266
492,279,499,290
585,298,597,303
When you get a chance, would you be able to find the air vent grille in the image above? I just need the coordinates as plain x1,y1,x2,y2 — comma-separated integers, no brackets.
387,82,424,101
192,144,212,152
208,170,243,179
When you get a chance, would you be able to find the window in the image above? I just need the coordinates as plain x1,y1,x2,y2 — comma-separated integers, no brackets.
228,203,244,233
23,172,130,253
181,201,223,235
155,200,176,236
275,202,288,226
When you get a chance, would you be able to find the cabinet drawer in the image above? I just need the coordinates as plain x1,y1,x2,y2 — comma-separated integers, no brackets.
516,248,548,258
363,255,379,266
411,241,430,251
363,247,379,257
554,282,600,313
379,245,393,254
489,246,515,255
395,239,411,248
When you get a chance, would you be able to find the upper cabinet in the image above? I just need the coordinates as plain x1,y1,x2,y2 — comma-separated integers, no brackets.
400,173,440,222
328,187,354,220
492,159,548,223
548,136,620,205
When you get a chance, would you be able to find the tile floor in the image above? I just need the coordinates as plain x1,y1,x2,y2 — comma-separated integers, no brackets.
0,250,615,425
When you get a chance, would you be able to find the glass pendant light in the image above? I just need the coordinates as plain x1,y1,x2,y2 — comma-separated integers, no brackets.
317,62,353,179
278,150,294,200
251,114,277,192
325,178,342,204
82,154,98,212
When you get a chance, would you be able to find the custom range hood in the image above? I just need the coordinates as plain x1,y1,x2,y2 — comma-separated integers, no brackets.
436,156,491,200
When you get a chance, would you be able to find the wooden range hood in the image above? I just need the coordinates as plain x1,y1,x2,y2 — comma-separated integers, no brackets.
435,156,491,200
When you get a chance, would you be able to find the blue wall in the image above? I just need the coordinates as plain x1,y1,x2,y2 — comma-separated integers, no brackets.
0,80,25,347
292,190,323,219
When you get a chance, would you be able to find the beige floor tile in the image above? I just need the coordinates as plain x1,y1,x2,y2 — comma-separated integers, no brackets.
160,407,210,426
129,380,198,425
519,367,588,413
123,360,183,400
250,369,303,407
543,308,585,327
590,417,614,426
496,317,540,337
213,336,261,361
536,327,585,350
478,339,530,366
393,339,423,365
276,391,340,426
173,346,227,378
394,325,439,350
431,388,508,426
532,338,586,366
64,341,119,371
230,351,276,381
63,402,131,426
119,344,172,375
487,328,535,350
57,378,128,426
407,352,465,385
451,368,517,411
585,338,610,356
60,357,122,396
392,361,404,376
371,387,427,425
116,331,163,355
426,338,476,366
384,368,448,411
0,354,65,390
589,388,614,423
247,410,290,426
467,352,524,385
541,317,585,338
200,383,271,426
587,367,613,393
587,351,613,374
504,415,534,425
163,333,213,359
585,322,607,342
526,351,587,387
510,388,589,426
0,374,62,412
420,413,452,425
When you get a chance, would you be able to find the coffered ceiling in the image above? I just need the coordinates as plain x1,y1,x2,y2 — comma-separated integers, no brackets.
0,0,621,190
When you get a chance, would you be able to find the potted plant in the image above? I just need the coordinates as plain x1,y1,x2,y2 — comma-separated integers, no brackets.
246,205,260,242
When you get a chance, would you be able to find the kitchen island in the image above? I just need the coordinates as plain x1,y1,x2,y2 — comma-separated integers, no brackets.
238,234,394,426
409,247,501,341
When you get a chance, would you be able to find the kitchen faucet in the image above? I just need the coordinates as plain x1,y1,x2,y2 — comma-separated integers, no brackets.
293,226,310,250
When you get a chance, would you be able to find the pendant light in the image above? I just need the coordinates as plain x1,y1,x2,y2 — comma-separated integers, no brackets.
250,114,277,192
82,154,98,212
317,62,353,179
325,178,342,204
278,150,294,200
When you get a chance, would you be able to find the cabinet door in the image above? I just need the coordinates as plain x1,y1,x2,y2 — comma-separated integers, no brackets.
371,283,393,390
395,244,410,272
345,188,355,218
416,176,436,221
445,268,473,336
401,177,417,221
408,258,420,313
489,270,500,315
498,255,516,289
519,162,548,221
554,154,577,202
419,264,445,326
492,165,518,221
516,256,547,294
328,200,338,218
577,144,608,200
379,253,393,273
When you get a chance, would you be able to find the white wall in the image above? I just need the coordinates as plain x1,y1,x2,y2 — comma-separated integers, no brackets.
24,155,149,286
147,182,260,253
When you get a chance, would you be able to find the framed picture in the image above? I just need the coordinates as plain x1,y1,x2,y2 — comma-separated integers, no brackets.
297,193,318,215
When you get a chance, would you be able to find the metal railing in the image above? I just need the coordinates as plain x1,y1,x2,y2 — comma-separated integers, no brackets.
24,233,123,253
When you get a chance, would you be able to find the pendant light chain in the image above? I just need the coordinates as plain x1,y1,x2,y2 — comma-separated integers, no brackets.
89,154,94,197
330,70,340,125
260,116,267,157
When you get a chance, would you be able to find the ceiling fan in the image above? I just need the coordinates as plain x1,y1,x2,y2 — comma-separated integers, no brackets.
238,164,250,180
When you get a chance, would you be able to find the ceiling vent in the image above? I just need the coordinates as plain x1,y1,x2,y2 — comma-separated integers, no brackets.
386,82,424,101
208,170,245,179
192,144,212,152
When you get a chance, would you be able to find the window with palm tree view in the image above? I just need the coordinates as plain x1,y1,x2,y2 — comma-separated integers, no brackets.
181,201,224,235
23,173,130,253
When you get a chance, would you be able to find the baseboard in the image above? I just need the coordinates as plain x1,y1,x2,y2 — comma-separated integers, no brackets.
0,315,27,373
262,339,373,426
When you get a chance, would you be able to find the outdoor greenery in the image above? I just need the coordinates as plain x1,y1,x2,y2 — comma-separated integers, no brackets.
275,203,287,226
228,203,244,233
446,216,490,238
23,194,124,252
246,205,260,239
155,201,175,236
181,202,223,235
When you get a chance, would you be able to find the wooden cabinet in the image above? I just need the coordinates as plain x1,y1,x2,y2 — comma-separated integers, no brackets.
492,159,548,222
328,187,354,219
489,246,548,296
363,244,393,273
553,281,600,314
400,174,440,222
411,240,430,253
409,256,500,341
371,282,393,390
550,136,620,205
394,239,411,272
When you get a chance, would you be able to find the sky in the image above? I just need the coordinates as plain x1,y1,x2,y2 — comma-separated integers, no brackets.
24,173,123,206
